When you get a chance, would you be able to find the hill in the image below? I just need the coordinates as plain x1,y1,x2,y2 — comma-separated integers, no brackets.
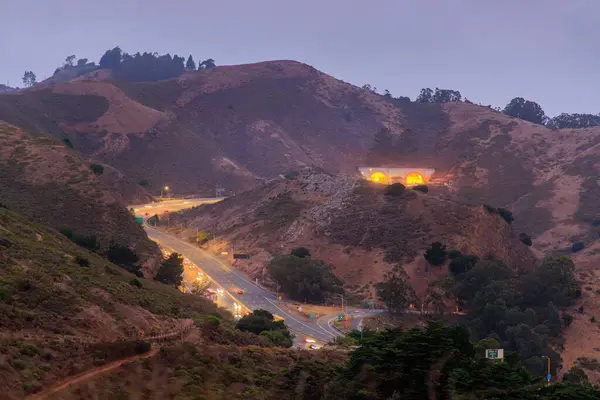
170,171,535,301
2,60,600,253
0,121,159,271
0,206,226,397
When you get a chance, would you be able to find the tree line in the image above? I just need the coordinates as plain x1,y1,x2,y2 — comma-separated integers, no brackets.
363,85,600,129
21,47,216,87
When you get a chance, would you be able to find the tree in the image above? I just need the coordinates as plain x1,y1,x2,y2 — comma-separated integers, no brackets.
376,271,413,314
548,113,600,129
236,309,293,347
198,58,216,69
432,87,462,103
416,88,433,103
498,208,514,224
191,279,210,294
106,243,140,274
563,366,589,385
290,247,311,258
424,242,447,266
76,58,89,66
21,71,37,87
502,97,547,125
383,89,392,98
449,254,479,276
99,46,123,69
385,183,406,196
267,255,343,303
155,253,184,285
519,233,532,246
89,163,104,175
64,55,76,68
185,55,196,70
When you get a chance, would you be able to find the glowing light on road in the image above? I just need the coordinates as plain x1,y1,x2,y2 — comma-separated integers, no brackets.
217,288,224,294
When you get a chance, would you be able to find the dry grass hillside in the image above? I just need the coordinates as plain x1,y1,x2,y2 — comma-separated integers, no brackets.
0,207,221,398
1,60,600,254
173,171,535,300
0,122,159,269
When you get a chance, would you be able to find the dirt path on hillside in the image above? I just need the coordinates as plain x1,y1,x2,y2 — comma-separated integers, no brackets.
28,346,160,399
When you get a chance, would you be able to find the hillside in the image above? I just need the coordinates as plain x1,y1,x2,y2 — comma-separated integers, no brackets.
0,207,223,398
1,60,600,253
171,171,535,300
0,122,159,271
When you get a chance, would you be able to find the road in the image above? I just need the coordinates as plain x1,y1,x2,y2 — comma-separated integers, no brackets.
145,224,342,343
132,198,224,217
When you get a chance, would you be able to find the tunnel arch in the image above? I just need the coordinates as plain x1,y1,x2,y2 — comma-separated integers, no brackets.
405,172,424,186
369,171,389,184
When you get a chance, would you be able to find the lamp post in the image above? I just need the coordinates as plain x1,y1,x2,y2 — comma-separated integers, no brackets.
161,186,169,198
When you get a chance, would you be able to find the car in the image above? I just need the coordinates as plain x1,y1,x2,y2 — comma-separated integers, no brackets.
309,344,320,350
304,338,316,343
235,289,244,295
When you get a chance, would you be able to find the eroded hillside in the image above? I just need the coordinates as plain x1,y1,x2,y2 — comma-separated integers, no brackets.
172,171,535,299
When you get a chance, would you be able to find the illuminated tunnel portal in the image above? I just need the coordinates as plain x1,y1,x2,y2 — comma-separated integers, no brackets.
358,167,435,186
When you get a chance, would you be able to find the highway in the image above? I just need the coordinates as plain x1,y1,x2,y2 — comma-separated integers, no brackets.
144,224,342,343
132,198,224,217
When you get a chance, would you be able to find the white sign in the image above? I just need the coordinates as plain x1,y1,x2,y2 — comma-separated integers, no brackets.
485,349,504,360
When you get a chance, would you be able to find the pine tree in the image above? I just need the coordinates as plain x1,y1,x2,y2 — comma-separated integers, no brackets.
185,54,196,70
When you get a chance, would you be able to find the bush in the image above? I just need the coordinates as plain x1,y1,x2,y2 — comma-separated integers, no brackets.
129,278,143,288
106,243,140,273
75,255,90,267
519,233,533,246
63,137,74,148
563,313,573,327
572,242,585,253
447,250,462,259
60,227,73,239
0,203,8,209
424,242,447,266
236,310,293,347
134,341,151,354
483,204,497,213
412,185,428,193
497,208,514,224
90,163,104,175
385,183,406,197
138,179,151,188
591,316,596,323
449,254,479,276
290,247,311,258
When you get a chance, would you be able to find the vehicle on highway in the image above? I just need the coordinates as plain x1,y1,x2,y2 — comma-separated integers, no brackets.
235,288,244,295
309,344,320,350
304,338,316,343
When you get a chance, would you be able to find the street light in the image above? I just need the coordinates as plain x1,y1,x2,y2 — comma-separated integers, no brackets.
161,186,169,198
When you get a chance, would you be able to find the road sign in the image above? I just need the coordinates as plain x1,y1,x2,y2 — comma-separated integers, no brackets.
135,217,144,224
485,349,504,360
546,374,552,381
338,313,345,321
233,253,250,260
309,313,314,319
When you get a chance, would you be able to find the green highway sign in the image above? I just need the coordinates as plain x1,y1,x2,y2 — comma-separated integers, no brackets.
485,349,504,360
135,217,144,224
338,313,345,321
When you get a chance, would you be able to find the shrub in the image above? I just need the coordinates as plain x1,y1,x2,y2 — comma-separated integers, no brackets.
447,250,462,259
134,341,151,354
449,254,479,276
385,183,406,197
104,265,120,275
89,163,104,175
0,203,8,209
106,243,140,271
519,233,533,246
138,179,151,187
412,185,428,193
0,286,12,303
290,247,311,258
497,208,514,224
424,242,447,266
578,306,584,314
591,316,596,323
75,255,90,267
63,137,74,148
572,242,585,253
563,313,573,327
129,278,143,288
60,227,73,239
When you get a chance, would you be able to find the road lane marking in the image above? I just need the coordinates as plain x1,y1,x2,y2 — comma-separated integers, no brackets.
263,297,334,340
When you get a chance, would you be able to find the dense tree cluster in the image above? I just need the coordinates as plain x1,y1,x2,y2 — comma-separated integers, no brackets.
155,252,184,285
376,254,581,378
236,309,293,347
416,87,462,103
267,249,343,303
548,112,600,129
98,46,216,82
502,97,548,125
322,321,598,399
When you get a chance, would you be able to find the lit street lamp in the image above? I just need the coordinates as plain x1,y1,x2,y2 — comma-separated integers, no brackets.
161,186,169,198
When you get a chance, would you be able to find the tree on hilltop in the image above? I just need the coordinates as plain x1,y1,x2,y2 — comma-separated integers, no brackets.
503,97,547,125
99,46,123,69
64,55,76,68
21,71,37,87
186,55,196,70
198,58,216,69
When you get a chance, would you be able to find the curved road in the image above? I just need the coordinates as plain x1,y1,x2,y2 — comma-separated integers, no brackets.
144,225,341,342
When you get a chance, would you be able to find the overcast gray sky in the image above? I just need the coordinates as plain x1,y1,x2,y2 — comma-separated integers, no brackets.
2,0,598,116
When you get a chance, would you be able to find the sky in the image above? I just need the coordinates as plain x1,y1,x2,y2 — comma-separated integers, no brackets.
2,0,599,116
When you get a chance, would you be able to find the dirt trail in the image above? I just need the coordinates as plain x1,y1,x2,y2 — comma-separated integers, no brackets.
28,346,160,399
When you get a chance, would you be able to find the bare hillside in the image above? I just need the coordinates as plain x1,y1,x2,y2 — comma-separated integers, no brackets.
173,171,535,299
